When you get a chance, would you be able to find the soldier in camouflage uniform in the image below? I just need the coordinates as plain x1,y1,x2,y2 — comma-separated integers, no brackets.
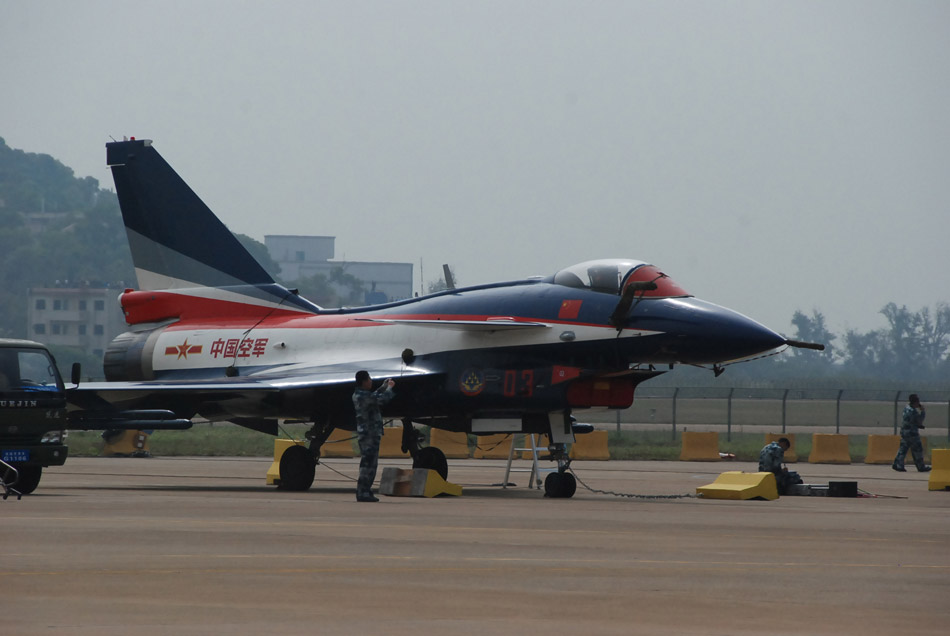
759,437,800,495
352,370,395,502
893,394,931,472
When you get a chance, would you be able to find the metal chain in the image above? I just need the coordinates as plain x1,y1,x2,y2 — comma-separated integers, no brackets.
569,468,699,500
319,461,358,482
474,434,513,453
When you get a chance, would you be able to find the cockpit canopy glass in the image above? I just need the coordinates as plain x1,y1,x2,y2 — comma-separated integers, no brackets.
553,259,689,298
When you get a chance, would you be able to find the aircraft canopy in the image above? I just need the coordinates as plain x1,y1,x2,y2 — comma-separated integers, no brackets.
553,259,690,298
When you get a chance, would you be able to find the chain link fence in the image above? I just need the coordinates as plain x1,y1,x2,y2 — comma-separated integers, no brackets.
583,387,950,441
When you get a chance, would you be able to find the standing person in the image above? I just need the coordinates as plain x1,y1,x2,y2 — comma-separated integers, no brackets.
893,394,931,472
759,437,801,495
352,370,395,502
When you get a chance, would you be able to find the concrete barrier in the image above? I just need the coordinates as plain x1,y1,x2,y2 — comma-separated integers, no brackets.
865,434,928,464
865,435,898,464
429,429,471,458
378,427,411,458
320,428,357,457
764,433,797,463
808,434,851,464
680,431,720,461
569,430,609,460
696,472,778,501
473,434,514,459
928,449,950,491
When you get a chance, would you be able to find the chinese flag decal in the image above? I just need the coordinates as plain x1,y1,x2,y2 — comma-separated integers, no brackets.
558,299,582,320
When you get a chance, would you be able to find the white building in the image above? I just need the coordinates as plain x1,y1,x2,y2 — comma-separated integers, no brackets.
265,235,413,304
27,286,127,359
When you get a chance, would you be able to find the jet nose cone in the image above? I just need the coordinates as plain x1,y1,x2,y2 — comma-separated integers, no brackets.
699,301,786,362
723,313,787,359
650,298,787,364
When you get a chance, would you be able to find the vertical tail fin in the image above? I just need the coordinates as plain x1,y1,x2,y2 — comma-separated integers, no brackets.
107,139,274,291
107,139,321,320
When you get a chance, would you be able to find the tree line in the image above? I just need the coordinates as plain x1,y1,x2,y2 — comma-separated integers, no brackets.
773,306,950,384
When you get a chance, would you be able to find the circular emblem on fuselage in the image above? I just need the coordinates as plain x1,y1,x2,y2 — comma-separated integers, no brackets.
459,368,486,396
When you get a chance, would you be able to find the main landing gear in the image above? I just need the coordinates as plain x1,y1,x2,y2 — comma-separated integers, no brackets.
275,422,329,492
277,419,452,492
277,418,577,499
402,418,448,480
278,444,316,491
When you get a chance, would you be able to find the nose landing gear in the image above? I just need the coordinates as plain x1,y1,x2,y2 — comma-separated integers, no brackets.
542,444,576,498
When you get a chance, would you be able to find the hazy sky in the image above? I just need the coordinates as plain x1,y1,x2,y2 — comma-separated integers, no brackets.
2,1,948,337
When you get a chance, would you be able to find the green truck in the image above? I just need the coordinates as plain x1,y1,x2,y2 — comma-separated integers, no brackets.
0,339,69,496
0,339,192,498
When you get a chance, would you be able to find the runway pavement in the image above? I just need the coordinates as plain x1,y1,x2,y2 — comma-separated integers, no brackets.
3,456,948,635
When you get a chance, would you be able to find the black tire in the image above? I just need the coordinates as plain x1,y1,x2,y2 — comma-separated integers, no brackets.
561,472,577,498
544,472,576,498
13,465,42,495
413,446,448,480
278,445,316,491
544,472,563,498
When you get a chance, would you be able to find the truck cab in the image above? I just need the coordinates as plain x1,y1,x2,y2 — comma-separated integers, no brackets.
0,339,68,495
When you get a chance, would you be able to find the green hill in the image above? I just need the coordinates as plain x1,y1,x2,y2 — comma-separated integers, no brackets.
0,137,134,338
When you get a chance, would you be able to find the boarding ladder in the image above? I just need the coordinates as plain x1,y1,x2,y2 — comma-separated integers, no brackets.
1,459,22,500
502,434,556,489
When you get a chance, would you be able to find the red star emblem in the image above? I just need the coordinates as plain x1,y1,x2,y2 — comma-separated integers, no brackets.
164,339,203,359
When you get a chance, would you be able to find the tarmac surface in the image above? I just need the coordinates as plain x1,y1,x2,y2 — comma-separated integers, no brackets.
3,456,948,635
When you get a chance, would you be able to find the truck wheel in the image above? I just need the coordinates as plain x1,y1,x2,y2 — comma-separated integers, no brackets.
14,465,42,495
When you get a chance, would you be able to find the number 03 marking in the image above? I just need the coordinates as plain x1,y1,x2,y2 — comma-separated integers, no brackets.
503,370,534,397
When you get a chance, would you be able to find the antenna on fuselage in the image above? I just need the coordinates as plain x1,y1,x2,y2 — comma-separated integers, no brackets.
442,264,456,290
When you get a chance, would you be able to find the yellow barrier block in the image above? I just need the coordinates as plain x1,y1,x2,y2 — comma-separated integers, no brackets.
429,429,471,458
378,467,462,497
102,430,150,457
266,439,306,485
473,434,514,459
320,428,357,457
696,471,778,501
569,430,610,460
928,449,950,491
808,434,851,464
865,435,928,464
865,435,899,464
764,433,798,463
378,427,410,458
680,431,720,461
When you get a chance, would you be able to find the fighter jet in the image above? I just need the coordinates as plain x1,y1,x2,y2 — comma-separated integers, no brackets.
67,139,821,498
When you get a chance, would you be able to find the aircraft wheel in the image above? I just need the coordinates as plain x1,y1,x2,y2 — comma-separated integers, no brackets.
278,445,315,491
544,472,576,498
13,465,42,495
561,472,577,498
413,446,448,480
